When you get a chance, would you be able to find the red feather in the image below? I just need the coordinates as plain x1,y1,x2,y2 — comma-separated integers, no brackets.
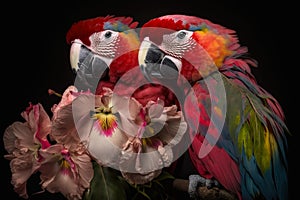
140,15,237,43
66,15,138,45
184,82,242,199
189,134,242,200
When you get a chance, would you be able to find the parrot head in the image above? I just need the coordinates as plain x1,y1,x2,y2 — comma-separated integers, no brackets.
138,14,240,83
66,15,140,93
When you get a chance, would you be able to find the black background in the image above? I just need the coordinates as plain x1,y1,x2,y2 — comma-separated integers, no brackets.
1,1,297,199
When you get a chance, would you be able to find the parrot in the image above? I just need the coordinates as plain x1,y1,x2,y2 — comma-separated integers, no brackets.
66,15,176,106
65,14,182,196
138,14,289,200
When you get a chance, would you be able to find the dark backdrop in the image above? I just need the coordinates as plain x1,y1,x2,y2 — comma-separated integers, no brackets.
1,1,297,199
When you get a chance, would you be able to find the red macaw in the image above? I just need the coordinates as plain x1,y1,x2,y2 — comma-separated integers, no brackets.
138,14,289,200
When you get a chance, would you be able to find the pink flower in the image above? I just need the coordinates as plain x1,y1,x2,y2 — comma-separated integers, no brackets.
119,98,188,185
38,85,94,199
50,85,93,149
68,87,127,166
3,103,51,198
38,143,93,200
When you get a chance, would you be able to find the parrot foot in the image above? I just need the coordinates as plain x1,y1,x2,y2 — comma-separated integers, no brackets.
188,174,219,199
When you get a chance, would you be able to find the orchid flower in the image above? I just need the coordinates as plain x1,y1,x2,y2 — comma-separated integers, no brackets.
118,98,188,185
66,87,128,167
38,85,93,199
50,85,83,148
3,103,51,198
38,143,93,200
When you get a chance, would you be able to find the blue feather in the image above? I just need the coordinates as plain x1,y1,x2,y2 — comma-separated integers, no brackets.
104,21,131,32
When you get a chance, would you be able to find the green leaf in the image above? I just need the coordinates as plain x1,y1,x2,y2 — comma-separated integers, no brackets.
83,162,128,200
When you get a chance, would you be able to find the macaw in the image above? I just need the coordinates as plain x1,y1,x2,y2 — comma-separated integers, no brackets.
66,15,176,106
65,15,182,192
138,14,289,200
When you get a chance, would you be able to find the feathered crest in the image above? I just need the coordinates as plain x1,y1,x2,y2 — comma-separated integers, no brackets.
66,15,138,45
140,15,236,41
143,15,232,32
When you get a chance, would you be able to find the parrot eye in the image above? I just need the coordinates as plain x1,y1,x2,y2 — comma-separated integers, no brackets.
104,31,112,38
177,31,187,39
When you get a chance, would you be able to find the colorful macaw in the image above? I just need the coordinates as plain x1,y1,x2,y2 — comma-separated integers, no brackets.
65,15,183,197
66,15,176,106
66,15,139,93
138,14,289,200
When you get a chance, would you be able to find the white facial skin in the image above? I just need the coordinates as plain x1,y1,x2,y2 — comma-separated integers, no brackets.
90,30,119,59
161,30,195,59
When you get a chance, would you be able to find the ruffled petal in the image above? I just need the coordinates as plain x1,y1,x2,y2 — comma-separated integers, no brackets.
51,85,78,118
35,103,51,141
163,104,179,116
43,171,81,200
119,143,165,185
120,138,165,175
3,123,20,154
51,103,81,147
146,98,164,119
25,104,39,133
13,182,28,199
39,159,61,189
156,110,187,147
39,144,64,163
148,102,164,119
71,152,94,189
9,153,41,198
112,94,142,120
3,122,34,153
17,103,51,149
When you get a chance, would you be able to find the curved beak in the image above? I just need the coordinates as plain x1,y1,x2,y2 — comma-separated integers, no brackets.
138,37,181,83
70,40,111,92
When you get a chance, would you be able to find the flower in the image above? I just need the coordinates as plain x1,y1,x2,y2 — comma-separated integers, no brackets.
65,87,130,167
41,85,94,199
38,143,93,200
3,103,51,198
119,98,187,185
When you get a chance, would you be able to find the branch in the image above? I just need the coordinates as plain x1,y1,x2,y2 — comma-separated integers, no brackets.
172,179,237,200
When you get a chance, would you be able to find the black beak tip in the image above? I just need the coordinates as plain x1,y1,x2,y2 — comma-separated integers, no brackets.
72,68,78,75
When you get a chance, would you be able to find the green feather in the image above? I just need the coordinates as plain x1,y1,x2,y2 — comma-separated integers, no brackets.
222,75,280,173
238,122,253,160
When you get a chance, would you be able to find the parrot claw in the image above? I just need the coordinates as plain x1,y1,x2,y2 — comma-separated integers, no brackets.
188,174,219,199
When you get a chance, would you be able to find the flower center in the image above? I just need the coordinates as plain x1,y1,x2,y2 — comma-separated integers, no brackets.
31,143,42,161
91,106,117,137
60,149,75,176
